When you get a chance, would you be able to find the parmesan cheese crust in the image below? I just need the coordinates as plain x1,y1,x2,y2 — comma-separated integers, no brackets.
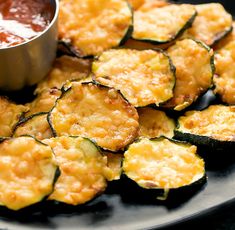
35,56,91,94
138,107,175,138
183,3,232,46
49,82,139,151
44,137,111,205
177,105,235,141
59,0,132,56
25,88,61,117
123,138,205,189
93,49,175,107
14,113,53,141
164,39,214,111
214,41,235,104
132,3,196,43
0,136,57,210
0,97,28,137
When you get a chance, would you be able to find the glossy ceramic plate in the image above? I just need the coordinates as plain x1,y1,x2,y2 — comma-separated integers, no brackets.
1,1,235,230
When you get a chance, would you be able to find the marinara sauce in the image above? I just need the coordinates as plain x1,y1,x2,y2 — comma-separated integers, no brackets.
0,0,54,48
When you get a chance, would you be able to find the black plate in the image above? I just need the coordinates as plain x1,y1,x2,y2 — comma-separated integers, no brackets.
1,1,235,230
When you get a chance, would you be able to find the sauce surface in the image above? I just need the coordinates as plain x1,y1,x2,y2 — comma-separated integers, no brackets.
0,0,54,48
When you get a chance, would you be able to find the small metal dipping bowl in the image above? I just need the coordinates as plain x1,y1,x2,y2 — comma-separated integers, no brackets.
0,0,59,91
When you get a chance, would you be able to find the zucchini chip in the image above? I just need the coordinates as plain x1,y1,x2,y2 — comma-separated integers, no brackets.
175,105,235,148
214,41,235,104
48,82,139,151
25,88,61,117
182,3,232,46
14,113,53,141
92,49,175,107
163,39,214,111
138,107,175,138
44,136,111,205
123,137,205,195
0,97,28,137
132,2,196,44
105,152,123,181
0,136,57,210
35,55,91,94
59,0,133,57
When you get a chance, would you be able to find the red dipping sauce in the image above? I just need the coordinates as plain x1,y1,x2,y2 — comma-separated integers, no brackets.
0,0,54,48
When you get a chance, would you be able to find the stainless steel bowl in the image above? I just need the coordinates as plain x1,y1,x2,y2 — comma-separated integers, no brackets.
0,0,59,91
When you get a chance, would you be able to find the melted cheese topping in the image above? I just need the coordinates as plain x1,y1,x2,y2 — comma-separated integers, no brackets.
183,3,232,46
128,0,145,10
0,136,57,210
123,138,205,189
214,41,235,104
49,82,139,151
26,89,61,117
0,97,28,137
59,0,132,56
35,56,91,94
14,114,53,141
164,39,213,111
93,49,175,107
105,152,123,181
138,107,175,138
44,137,111,205
178,105,235,141
133,3,195,42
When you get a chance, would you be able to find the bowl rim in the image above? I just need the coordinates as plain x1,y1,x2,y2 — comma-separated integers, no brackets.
0,0,60,50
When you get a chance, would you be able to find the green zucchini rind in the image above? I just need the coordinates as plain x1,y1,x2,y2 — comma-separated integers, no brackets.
163,38,214,111
43,136,112,205
122,137,206,201
48,81,139,152
174,105,235,149
58,0,133,57
182,3,233,47
0,136,58,210
92,48,176,107
13,112,53,141
138,107,175,138
132,2,197,44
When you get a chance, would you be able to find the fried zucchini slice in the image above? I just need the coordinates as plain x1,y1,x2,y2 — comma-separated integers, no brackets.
138,107,175,138
44,136,111,205
132,2,196,44
183,3,232,46
14,113,53,141
48,82,139,151
175,105,235,148
163,39,214,111
0,97,28,137
0,136,57,210
214,41,235,104
123,137,205,195
35,56,91,94
59,0,133,57
105,152,123,181
25,88,61,117
92,49,175,107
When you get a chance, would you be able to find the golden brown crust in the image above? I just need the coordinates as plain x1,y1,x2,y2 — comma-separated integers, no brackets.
35,56,91,94
182,3,232,46
178,105,235,141
44,136,111,205
138,107,175,138
49,82,139,151
59,0,132,56
123,138,205,189
93,49,175,107
0,97,28,137
0,136,57,210
164,39,214,111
